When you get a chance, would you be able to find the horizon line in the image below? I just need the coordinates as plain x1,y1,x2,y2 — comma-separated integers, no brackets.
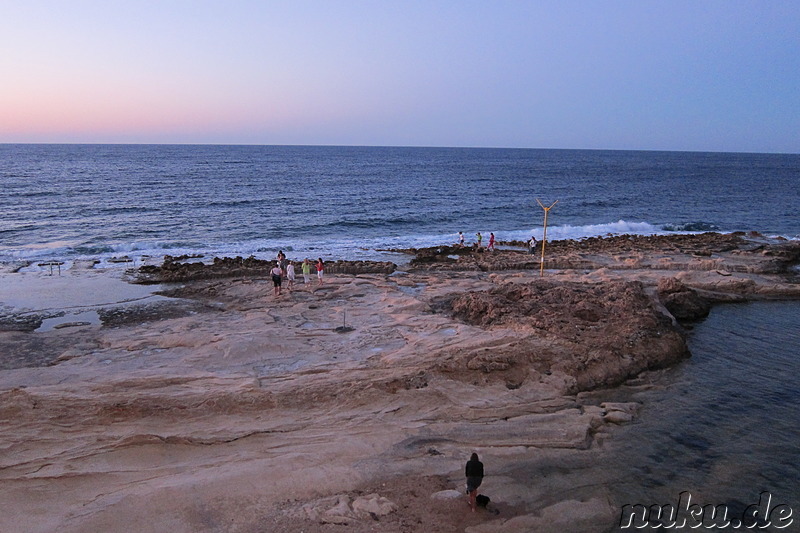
1,142,797,156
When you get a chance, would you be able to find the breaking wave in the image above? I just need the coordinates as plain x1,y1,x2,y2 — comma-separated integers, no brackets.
2,219,766,273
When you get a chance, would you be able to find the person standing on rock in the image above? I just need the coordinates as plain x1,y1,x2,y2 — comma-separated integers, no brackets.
277,250,287,277
488,232,495,251
465,452,484,512
270,262,283,297
528,236,537,255
316,258,324,285
458,231,465,247
476,232,483,248
286,260,296,291
302,258,312,285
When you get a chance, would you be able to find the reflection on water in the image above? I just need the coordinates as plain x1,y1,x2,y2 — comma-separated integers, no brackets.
36,309,101,332
603,301,800,530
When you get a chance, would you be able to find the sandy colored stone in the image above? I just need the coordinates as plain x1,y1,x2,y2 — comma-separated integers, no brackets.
603,411,634,424
601,402,641,415
465,497,616,533
351,493,399,517
0,233,797,533
432,489,464,501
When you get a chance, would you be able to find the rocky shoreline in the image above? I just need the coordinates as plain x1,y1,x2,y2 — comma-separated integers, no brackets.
126,232,800,284
133,255,398,284
0,233,798,532
404,232,800,275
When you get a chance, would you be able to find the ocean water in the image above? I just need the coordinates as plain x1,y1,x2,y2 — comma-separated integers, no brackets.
1,145,798,527
601,300,800,530
1,144,798,269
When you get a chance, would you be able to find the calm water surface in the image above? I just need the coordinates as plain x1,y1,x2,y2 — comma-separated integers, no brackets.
602,301,800,530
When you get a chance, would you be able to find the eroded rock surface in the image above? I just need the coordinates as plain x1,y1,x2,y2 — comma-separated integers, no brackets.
404,233,800,276
657,277,712,322
441,279,689,391
1,232,798,533
134,255,396,283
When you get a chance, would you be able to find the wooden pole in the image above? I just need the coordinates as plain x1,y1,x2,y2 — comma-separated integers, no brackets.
536,199,559,277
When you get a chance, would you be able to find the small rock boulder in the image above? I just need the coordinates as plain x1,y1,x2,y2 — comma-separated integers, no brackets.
352,494,398,517
431,489,464,501
657,277,711,322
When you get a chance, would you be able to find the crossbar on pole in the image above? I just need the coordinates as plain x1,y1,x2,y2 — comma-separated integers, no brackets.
536,199,558,277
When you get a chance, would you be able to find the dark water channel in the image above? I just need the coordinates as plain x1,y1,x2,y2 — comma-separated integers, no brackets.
597,300,800,530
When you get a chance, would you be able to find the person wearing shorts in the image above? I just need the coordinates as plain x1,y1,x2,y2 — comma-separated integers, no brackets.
270,263,283,297
277,251,287,276
316,258,324,285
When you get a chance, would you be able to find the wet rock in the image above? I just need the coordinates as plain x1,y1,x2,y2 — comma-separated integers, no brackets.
133,255,395,283
600,402,641,416
401,233,800,276
325,260,396,275
443,279,690,391
603,410,634,424
0,314,44,332
97,300,213,326
657,277,711,322
409,245,469,264
53,321,92,329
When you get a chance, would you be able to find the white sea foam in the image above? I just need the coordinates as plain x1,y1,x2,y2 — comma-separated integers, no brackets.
498,220,667,243
5,219,781,273
3,146,797,274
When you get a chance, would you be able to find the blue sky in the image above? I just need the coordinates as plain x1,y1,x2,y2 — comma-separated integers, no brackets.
1,1,798,152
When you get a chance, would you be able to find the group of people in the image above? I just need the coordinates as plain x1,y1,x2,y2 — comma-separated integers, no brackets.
457,231,497,251
457,231,539,254
270,251,325,296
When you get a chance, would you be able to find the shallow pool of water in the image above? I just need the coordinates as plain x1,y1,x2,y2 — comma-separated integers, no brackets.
602,300,800,530
36,310,101,332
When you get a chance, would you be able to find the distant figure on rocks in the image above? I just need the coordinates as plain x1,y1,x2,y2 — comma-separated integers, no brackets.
458,231,465,247
286,260,296,291
465,452,484,512
316,258,324,285
302,258,312,285
476,232,483,248
270,262,283,297
277,250,287,277
528,236,537,255
488,232,495,251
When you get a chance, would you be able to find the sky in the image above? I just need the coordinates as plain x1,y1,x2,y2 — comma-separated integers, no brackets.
1,1,798,153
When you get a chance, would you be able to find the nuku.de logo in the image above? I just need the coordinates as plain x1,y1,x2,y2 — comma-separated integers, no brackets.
619,491,793,529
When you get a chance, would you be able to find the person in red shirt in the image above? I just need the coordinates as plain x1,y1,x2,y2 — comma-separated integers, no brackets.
315,258,324,285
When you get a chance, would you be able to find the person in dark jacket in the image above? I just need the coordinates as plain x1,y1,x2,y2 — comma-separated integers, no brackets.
465,452,484,511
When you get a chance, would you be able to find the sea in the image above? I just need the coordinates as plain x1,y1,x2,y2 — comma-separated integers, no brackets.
599,300,800,530
0,144,798,269
1,145,799,527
